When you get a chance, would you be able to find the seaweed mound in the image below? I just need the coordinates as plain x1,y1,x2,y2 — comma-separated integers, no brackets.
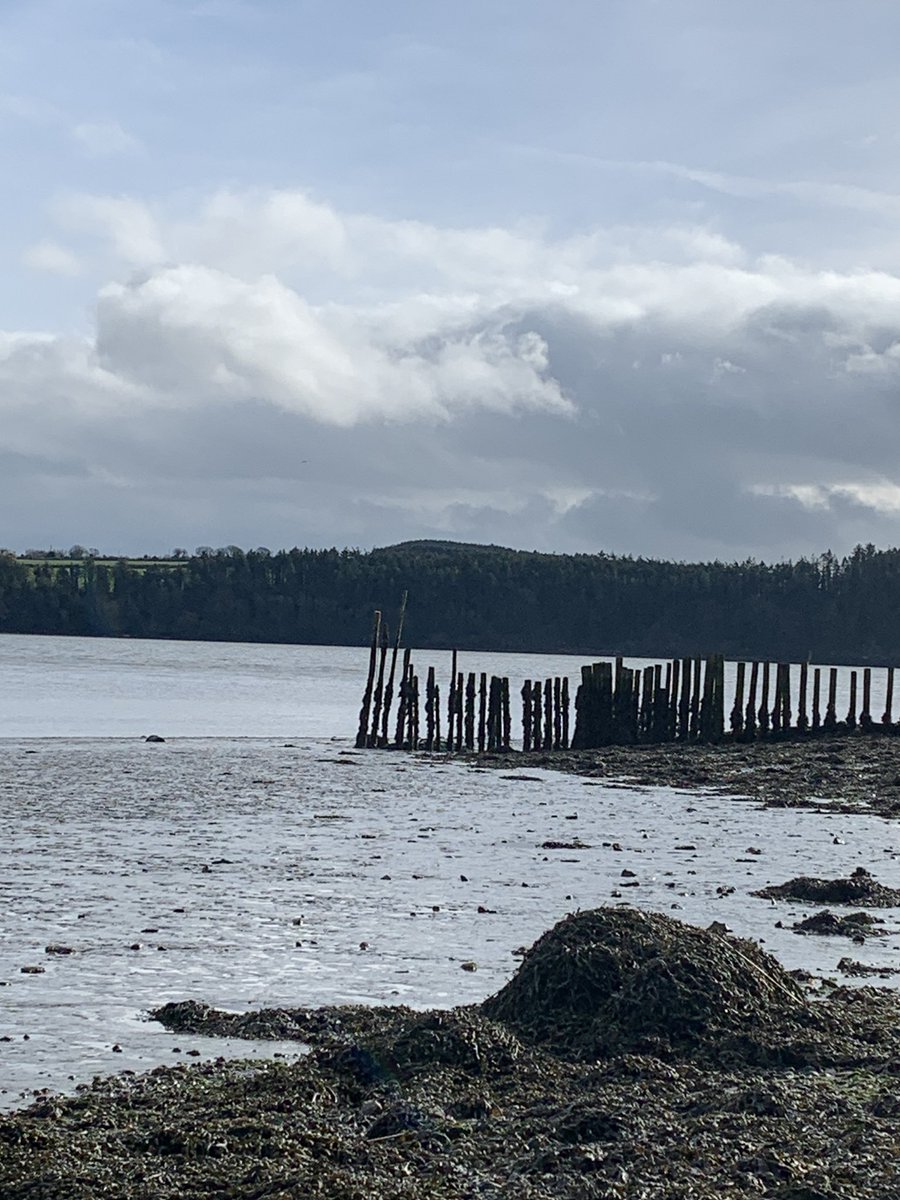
792,910,883,936
480,908,809,1059
754,867,900,907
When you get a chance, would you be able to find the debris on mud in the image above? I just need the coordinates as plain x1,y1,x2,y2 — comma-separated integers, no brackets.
753,867,900,907
792,910,884,936
6,909,900,1199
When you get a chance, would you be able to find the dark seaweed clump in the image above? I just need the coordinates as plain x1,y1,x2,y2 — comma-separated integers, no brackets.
753,867,900,907
792,910,883,936
480,907,811,1061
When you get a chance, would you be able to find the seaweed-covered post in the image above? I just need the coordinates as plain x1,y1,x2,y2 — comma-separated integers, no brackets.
521,679,532,751
860,668,873,731
846,671,858,730
812,668,821,732
770,664,783,735
698,656,714,741
478,673,487,752
883,667,895,727
744,661,759,740
553,677,562,750
407,667,419,749
501,678,512,749
355,609,382,748
597,662,614,744
824,668,838,731
797,662,809,732
561,677,570,748
758,662,771,736
730,662,746,736
631,668,641,742
380,592,408,746
464,672,476,750
531,680,543,749
394,647,412,746
455,671,464,751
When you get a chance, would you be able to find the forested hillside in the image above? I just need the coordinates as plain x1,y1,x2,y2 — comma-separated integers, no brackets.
1,540,899,664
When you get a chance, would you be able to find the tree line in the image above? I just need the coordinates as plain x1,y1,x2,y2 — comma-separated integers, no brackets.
1,539,899,665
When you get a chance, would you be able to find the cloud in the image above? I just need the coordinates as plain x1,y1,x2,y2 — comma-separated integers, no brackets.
6,187,900,557
22,240,82,276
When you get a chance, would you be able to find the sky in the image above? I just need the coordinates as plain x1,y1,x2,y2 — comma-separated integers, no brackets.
4,0,900,562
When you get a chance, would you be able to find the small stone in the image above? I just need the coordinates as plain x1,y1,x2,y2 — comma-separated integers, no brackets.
460,961,478,972
20,966,44,975
111,1044,123,1053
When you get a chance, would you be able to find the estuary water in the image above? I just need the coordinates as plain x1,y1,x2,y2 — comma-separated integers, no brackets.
1,633,899,1110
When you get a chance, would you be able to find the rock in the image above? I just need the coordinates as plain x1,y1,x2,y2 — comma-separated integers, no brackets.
20,966,45,975
44,945,74,955
460,961,478,972
144,734,165,743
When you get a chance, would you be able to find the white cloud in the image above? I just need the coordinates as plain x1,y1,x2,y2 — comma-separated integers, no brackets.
22,240,82,276
7,187,900,556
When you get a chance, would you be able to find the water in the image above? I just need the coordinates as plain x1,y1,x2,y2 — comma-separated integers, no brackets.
1,634,899,1110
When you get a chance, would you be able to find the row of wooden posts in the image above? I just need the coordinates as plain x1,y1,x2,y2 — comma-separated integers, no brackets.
355,607,899,752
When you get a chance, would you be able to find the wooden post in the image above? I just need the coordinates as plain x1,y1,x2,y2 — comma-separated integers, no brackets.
455,671,464,751
770,664,782,735
478,672,487,752
860,668,872,730
368,624,389,746
690,656,702,740
434,683,441,749
380,591,407,746
758,662,770,736
678,657,692,740
394,647,412,746
447,650,458,752
780,664,792,732
824,668,838,730
532,681,543,749
544,677,553,749
425,665,436,749
883,667,895,726
521,679,532,752
744,662,759,739
597,662,614,745
501,678,511,749
408,667,419,749
669,659,680,741
561,677,570,748
731,662,746,736
797,662,808,732
812,668,821,732
847,671,858,729
356,609,382,748
641,665,654,740
463,672,475,750
553,677,562,750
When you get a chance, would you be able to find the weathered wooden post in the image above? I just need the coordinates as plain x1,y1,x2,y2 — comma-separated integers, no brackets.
455,671,464,751
464,672,476,750
368,624,389,746
532,680,543,749
425,665,436,749
860,668,872,730
598,662,614,745
561,677,570,748
478,673,487,752
883,667,895,727
690,656,702,740
847,671,858,729
356,609,382,748
380,591,407,746
770,664,783,735
640,665,654,740
744,661,759,739
521,679,532,751
446,650,458,752
394,648,412,746
731,662,746,736
434,683,441,749
553,677,562,750
678,657,692,740
797,662,809,732
758,662,770,736
501,677,511,749
408,667,419,749
824,668,838,730
780,663,792,732
669,659,680,741
543,677,553,749
812,668,821,732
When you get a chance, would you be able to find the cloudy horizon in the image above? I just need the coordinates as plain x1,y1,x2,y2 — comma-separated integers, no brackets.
4,0,900,563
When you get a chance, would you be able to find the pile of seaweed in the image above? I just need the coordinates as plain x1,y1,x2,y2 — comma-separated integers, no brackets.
753,867,900,906
792,910,883,936
479,908,813,1062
